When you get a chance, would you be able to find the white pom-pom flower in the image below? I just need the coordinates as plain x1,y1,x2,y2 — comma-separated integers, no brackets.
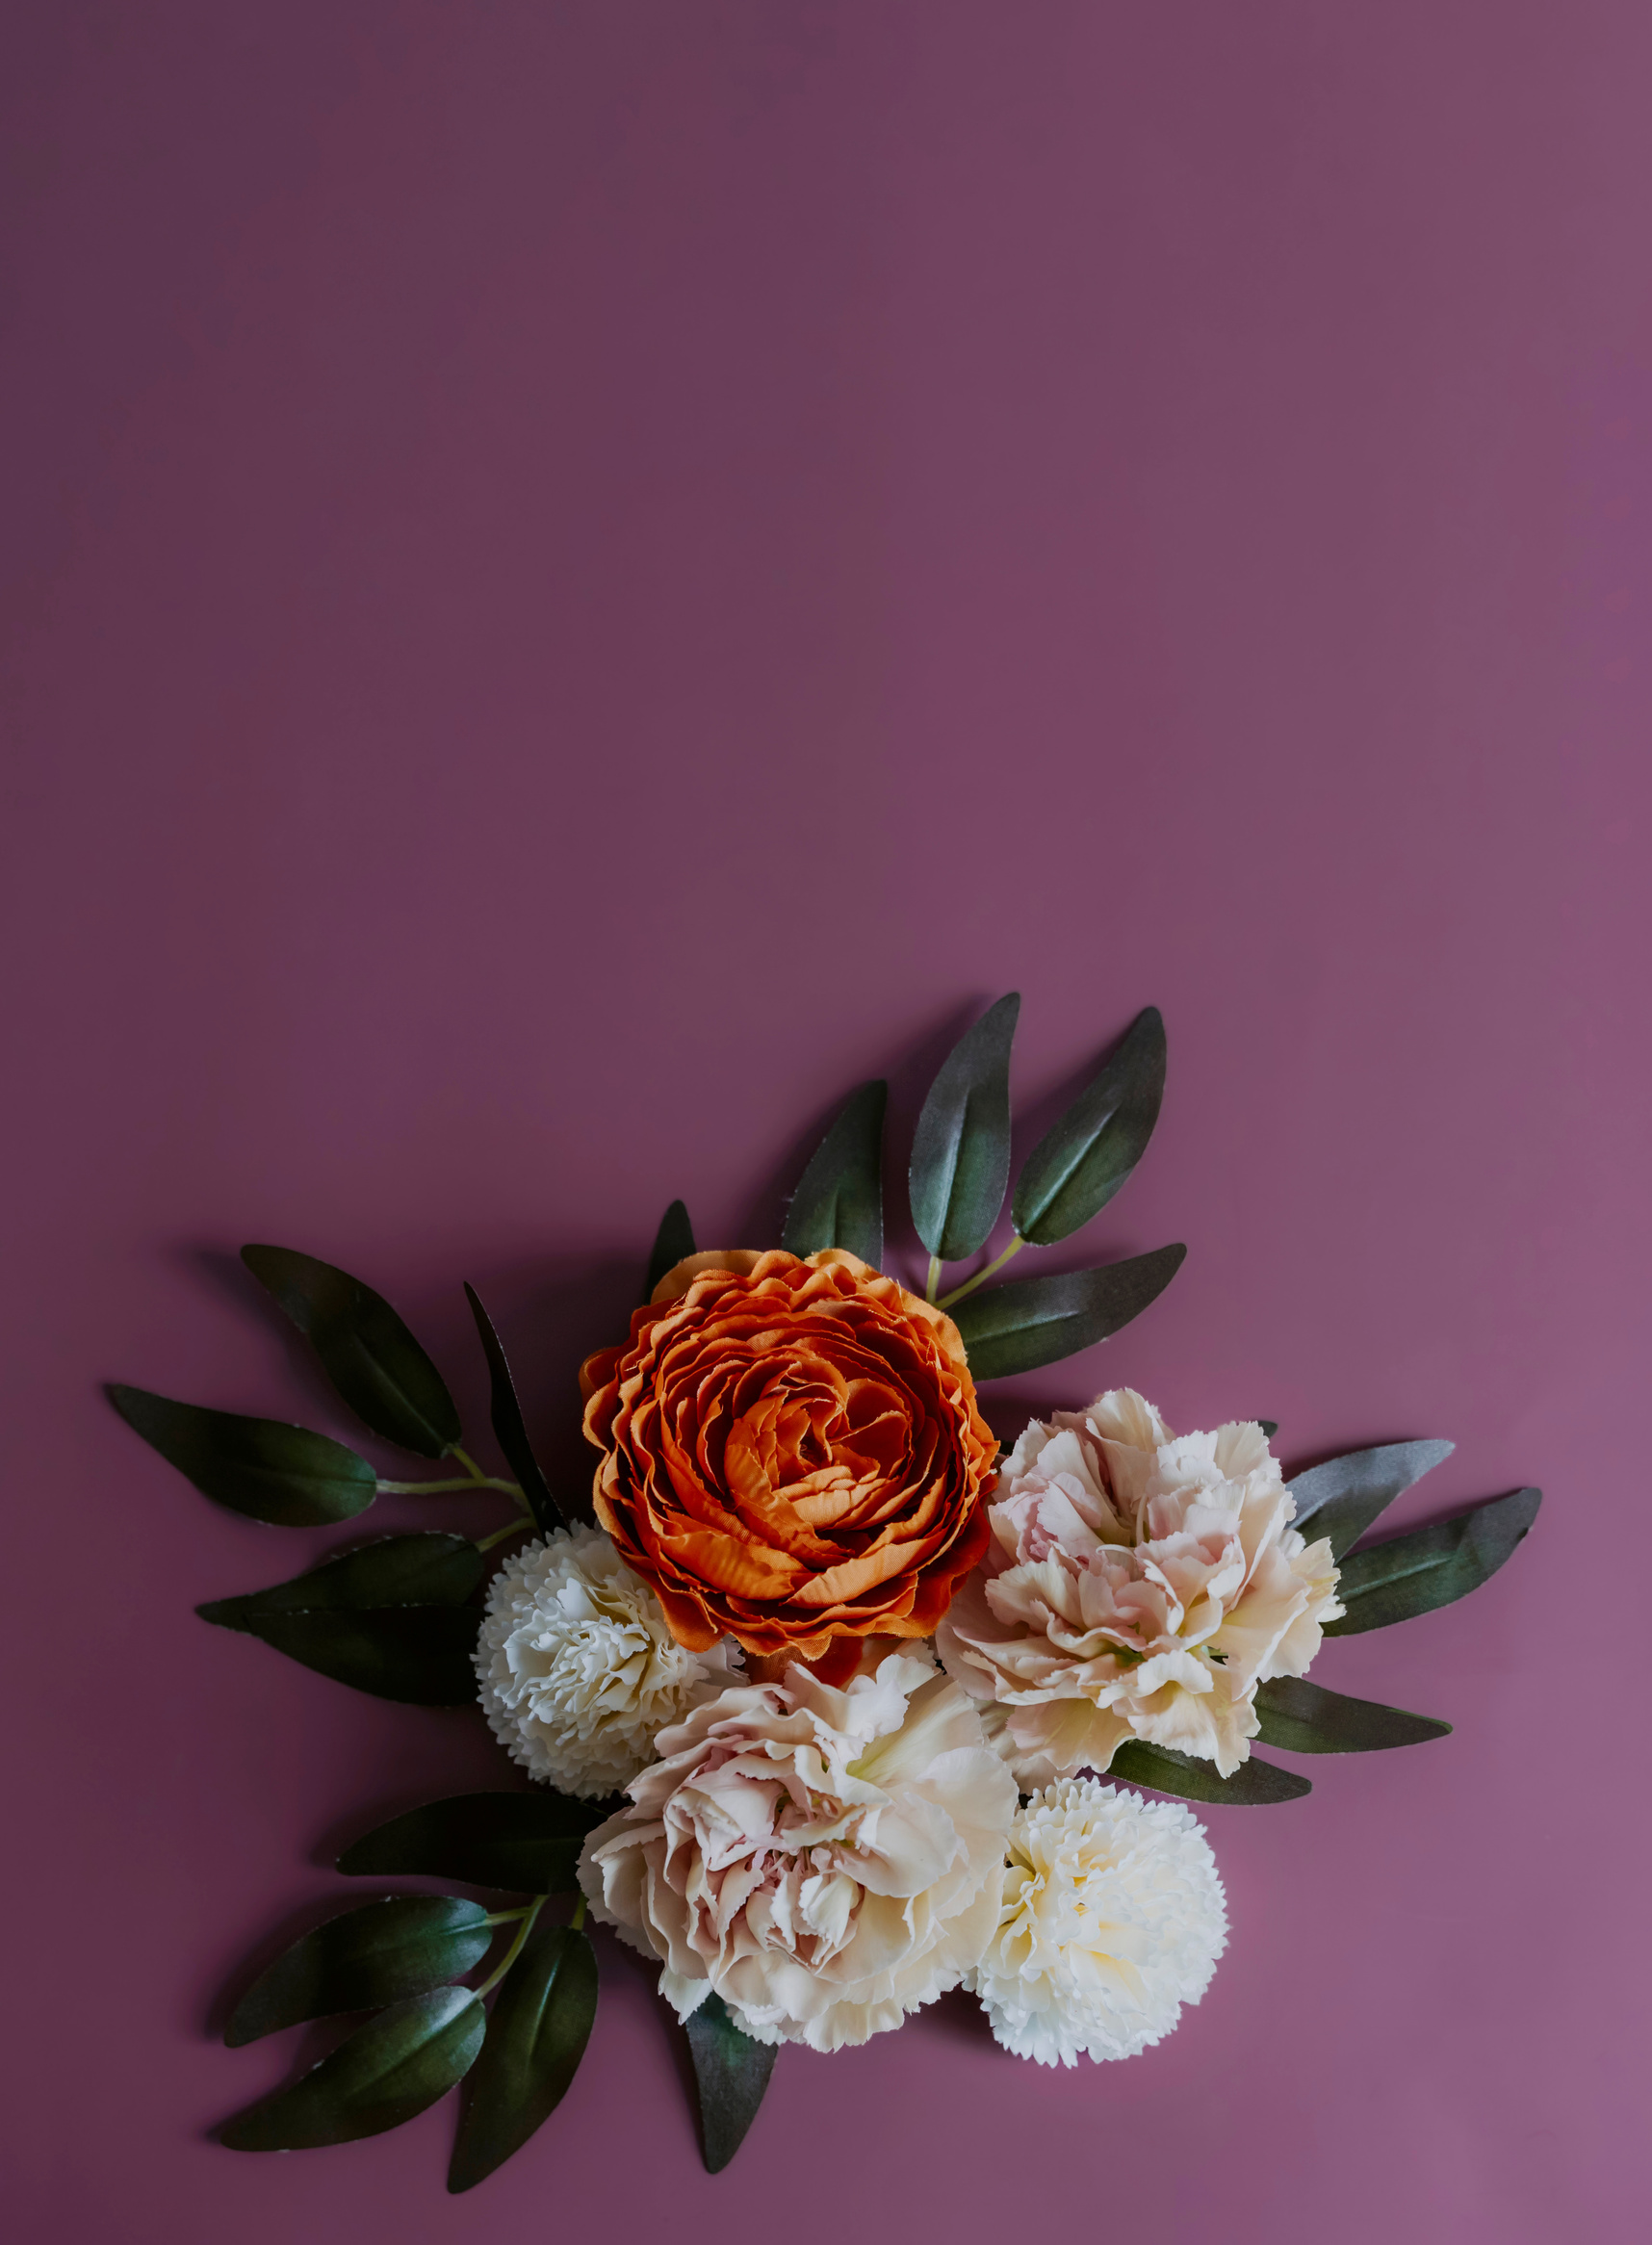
476,1525,739,1797
969,1777,1227,2066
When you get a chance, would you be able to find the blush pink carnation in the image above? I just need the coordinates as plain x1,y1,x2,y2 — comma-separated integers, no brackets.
577,1652,1017,2051
936,1389,1342,1782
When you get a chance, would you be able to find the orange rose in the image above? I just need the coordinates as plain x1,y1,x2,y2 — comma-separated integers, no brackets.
581,1249,995,1672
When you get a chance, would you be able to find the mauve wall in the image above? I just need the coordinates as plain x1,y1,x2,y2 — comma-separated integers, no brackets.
4,7,1647,2241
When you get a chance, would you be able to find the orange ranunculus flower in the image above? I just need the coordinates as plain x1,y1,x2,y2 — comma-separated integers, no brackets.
581,1249,996,1670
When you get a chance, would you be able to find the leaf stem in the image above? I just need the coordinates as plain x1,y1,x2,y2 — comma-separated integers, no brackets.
449,1444,488,1482
479,1906,531,1928
376,1474,524,1498
476,1513,537,1554
924,1254,942,1303
937,1234,1027,1310
571,1893,586,1933
476,1895,545,1998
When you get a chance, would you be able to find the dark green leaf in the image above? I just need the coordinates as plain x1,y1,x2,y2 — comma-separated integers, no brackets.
448,1921,599,2192
338,1793,617,1893
227,1897,495,2047
782,1080,887,1269
106,1385,375,1526
1325,1485,1541,1636
215,1607,480,1703
199,1533,482,1633
909,994,1020,1261
950,1246,1186,1380
1109,1740,1311,1804
645,1200,697,1299
1289,1438,1456,1560
1256,1419,1279,1438
220,1987,485,2151
684,1992,780,2174
241,1244,460,1458
1012,1007,1167,1245
464,1285,566,1532
1252,1676,1451,1754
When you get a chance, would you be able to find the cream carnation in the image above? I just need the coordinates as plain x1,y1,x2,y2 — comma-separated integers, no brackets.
937,1388,1342,1781
969,1777,1227,2065
476,1525,738,1797
577,1653,1018,2051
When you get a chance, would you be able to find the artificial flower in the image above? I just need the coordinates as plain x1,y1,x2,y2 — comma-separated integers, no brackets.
581,1249,996,1668
475,1523,739,1797
936,1388,1342,1781
577,1651,1018,2051
968,1776,1227,2065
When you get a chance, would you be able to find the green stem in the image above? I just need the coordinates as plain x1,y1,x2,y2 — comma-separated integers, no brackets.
571,1893,587,1933
376,1474,523,1498
449,1444,487,1482
476,1513,536,1554
479,1906,530,1928
937,1234,1027,1309
924,1254,942,1303
476,1895,545,1997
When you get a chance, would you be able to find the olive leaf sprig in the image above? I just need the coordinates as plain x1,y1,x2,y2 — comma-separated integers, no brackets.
782,996,1184,1379
108,1249,570,1703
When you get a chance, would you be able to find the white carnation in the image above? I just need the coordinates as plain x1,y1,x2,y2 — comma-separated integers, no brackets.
476,1525,739,1797
969,1778,1227,2066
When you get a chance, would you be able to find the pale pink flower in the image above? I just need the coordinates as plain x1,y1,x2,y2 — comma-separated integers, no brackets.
936,1390,1342,1782
577,1653,1017,2051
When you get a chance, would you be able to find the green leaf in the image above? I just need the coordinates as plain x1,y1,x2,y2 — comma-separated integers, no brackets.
949,1246,1186,1380
199,1533,483,1633
1256,1419,1279,1438
645,1200,697,1299
448,1921,599,2193
1252,1676,1451,1754
1288,1438,1456,1560
220,1987,485,2151
782,1080,887,1268
684,1992,780,2174
227,1897,495,2047
338,1793,616,1893
211,1606,481,1703
464,1285,566,1532
106,1385,376,1526
1325,1485,1541,1636
1012,1007,1167,1245
241,1244,460,1458
1109,1740,1311,1804
909,993,1020,1261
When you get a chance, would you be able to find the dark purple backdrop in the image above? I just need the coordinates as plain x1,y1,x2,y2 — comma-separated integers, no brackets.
4,6,1647,2241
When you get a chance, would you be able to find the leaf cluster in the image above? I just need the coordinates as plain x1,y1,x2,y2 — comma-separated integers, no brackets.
1107,1440,1540,1810
781,996,1181,1376
219,1793,610,2188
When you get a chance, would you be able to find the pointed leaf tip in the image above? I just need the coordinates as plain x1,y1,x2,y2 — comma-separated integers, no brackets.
949,1245,1185,1380
107,1384,375,1525
1013,1006,1167,1245
219,1988,484,2150
225,1897,493,2048
240,1245,459,1458
783,1080,887,1268
909,995,1020,1262
464,1285,566,1531
1326,1484,1540,1635
1289,1438,1456,1559
448,1921,599,2192
1108,1740,1311,1804
645,1201,697,1300
684,1992,781,2172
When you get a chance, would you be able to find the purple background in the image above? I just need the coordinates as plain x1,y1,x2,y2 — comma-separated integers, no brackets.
5,6,1648,2239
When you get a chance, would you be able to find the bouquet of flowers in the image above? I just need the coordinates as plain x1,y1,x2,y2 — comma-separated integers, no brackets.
111,997,1539,2187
